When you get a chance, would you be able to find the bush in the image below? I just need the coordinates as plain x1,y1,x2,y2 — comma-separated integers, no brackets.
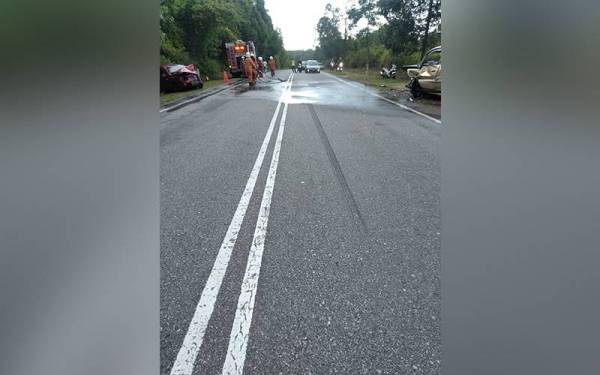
160,32,191,65
398,51,422,65
196,58,223,80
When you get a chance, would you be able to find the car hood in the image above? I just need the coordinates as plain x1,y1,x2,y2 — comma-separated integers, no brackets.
401,64,419,71
162,64,198,75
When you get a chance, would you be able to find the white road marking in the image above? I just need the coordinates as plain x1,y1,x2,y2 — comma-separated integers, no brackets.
221,74,294,375
324,72,442,124
169,74,293,375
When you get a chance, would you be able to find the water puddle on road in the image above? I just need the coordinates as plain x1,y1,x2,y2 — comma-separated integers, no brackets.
290,83,381,110
225,74,386,112
233,84,275,95
226,77,289,101
288,90,319,105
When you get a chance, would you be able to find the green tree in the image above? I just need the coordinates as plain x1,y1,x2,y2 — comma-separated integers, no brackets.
348,0,378,71
316,3,344,61
159,0,287,78
177,0,240,63
160,0,189,64
377,0,419,55
411,0,441,58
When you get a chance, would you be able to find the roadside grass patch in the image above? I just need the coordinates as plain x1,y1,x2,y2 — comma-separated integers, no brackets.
160,79,235,107
330,68,409,93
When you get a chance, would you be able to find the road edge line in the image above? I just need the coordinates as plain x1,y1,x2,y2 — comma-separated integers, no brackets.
324,72,442,124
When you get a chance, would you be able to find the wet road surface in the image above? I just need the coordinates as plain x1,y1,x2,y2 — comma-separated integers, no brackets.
161,70,441,374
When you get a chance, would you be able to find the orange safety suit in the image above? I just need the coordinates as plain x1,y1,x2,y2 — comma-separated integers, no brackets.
268,59,276,77
243,57,257,85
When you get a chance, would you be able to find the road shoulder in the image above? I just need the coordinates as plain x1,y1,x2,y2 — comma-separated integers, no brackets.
160,79,244,113
328,70,441,121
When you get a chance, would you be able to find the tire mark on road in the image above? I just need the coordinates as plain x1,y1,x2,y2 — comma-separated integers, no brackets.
307,103,367,232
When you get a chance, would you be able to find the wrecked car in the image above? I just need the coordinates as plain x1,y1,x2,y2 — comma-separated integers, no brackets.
404,46,441,98
160,64,203,93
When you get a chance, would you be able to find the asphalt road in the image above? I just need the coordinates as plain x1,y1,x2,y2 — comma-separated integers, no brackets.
161,70,441,375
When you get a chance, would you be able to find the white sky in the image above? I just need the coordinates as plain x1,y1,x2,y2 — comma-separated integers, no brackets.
265,0,358,51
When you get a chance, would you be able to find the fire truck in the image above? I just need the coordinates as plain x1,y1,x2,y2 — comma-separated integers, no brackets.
225,40,256,77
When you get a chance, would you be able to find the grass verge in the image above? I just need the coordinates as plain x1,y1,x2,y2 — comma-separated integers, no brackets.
160,79,240,107
330,68,409,92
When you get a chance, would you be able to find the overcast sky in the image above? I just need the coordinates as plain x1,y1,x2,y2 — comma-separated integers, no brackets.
265,0,356,51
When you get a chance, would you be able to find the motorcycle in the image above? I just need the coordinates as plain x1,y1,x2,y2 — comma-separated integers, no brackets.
380,64,397,79
336,62,344,72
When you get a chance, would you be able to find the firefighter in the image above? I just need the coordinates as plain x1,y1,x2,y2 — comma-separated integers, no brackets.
243,52,257,86
268,56,276,77
240,55,247,78
251,55,259,80
257,56,264,77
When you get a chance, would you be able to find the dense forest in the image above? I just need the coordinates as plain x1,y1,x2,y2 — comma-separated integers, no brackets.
160,0,288,78
316,0,441,68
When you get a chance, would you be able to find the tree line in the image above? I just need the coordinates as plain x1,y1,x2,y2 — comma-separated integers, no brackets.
160,0,288,78
316,0,441,69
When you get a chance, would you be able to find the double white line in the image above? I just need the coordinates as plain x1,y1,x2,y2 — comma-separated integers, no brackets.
170,74,294,375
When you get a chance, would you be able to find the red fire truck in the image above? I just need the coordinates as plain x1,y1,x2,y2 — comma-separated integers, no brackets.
225,40,256,77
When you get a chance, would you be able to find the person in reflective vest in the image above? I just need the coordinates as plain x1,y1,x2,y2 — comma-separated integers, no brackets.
257,56,264,77
243,53,257,86
268,56,276,77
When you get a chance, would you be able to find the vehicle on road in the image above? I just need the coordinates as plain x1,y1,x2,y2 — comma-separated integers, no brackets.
225,40,257,77
300,61,308,72
160,64,203,93
380,64,398,79
404,46,441,98
305,60,320,73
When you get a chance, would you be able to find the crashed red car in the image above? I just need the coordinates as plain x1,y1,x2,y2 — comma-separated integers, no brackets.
160,64,203,93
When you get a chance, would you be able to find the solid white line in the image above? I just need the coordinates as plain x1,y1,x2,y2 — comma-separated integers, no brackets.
324,72,442,124
169,74,293,375
221,74,294,375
